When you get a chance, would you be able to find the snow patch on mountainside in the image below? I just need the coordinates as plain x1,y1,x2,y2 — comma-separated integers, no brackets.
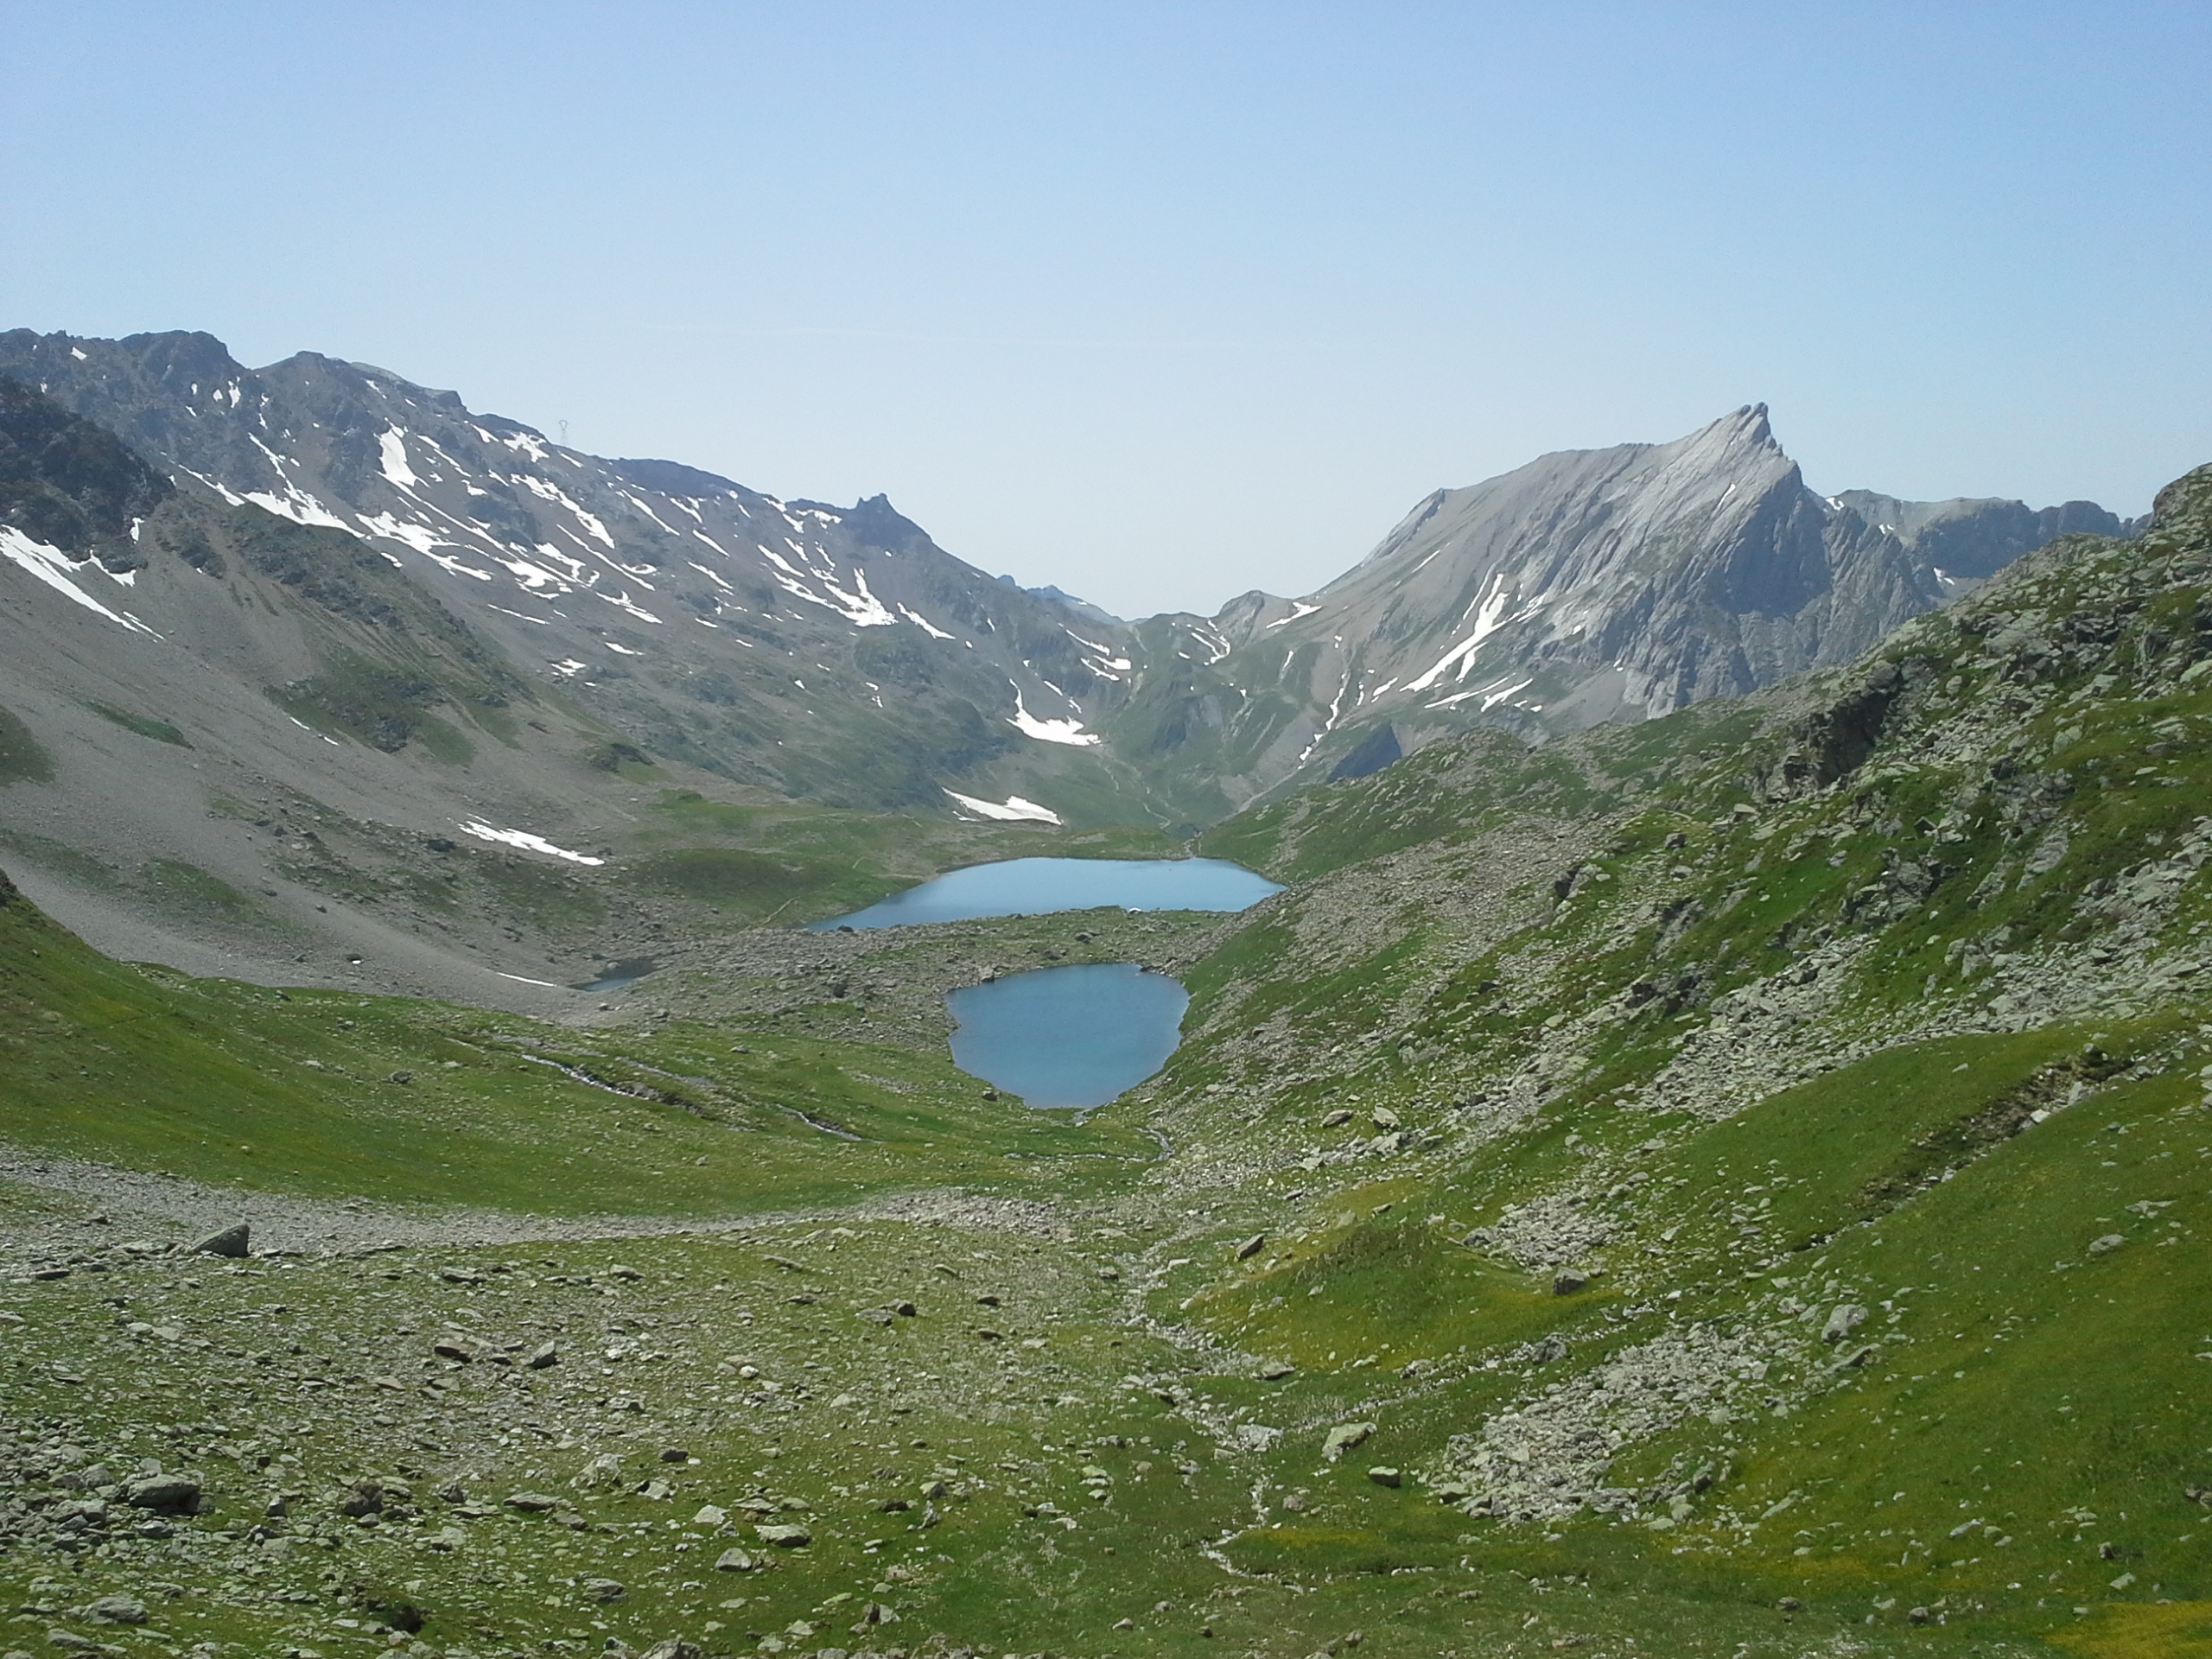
1007,687,1101,747
458,822,607,865
378,429,420,490
943,789,1062,824
0,527,161,637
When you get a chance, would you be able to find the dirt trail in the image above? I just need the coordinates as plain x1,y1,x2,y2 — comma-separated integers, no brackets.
0,1145,1074,1267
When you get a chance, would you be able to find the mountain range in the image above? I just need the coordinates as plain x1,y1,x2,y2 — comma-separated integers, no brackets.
0,327,2138,994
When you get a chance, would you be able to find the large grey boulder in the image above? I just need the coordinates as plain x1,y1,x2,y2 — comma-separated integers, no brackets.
123,1475,200,1513
190,1223,249,1257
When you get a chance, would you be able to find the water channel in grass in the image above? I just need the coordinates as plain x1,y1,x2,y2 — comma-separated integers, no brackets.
812,855,1280,930
948,962,1191,1109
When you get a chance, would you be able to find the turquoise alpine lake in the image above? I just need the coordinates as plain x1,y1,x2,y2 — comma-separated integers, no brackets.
814,856,1281,931
947,962,1190,1109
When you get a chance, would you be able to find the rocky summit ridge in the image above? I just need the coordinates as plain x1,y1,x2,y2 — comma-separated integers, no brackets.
1124,405,2141,803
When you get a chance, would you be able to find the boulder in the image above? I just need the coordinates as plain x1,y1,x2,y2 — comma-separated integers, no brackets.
190,1223,249,1258
84,1597,147,1626
1821,1305,1869,1344
1322,1422,1376,1462
123,1476,200,1514
754,1522,812,1548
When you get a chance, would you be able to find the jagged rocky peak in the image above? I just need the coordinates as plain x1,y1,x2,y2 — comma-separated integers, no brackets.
1179,404,2138,799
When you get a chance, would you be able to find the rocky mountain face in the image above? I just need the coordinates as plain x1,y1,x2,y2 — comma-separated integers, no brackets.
0,364,1192,1006
0,328,1160,823
1118,405,2139,803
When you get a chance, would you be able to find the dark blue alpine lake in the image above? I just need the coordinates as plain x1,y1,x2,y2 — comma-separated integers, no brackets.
948,962,1191,1109
814,855,1280,931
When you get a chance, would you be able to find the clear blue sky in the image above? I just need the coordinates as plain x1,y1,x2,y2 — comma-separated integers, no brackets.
4,3,2206,616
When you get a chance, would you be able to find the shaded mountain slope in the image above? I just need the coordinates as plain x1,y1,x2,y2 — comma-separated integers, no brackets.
0,329,1169,823
0,374,1174,1001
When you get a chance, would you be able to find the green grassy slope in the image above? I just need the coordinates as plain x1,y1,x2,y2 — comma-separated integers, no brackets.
0,866,1151,1213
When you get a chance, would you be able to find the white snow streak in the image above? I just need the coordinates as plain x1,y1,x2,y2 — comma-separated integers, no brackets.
899,603,955,639
377,428,420,490
942,788,1062,824
1404,572,1517,692
0,527,162,635
459,822,606,866
1007,686,1101,747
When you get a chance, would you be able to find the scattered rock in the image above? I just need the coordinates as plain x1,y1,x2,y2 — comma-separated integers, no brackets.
755,1522,812,1548
504,1492,562,1513
1235,1233,1266,1261
1821,1305,1868,1343
1367,1466,1402,1488
1552,1269,1589,1296
83,1597,146,1626
525,1342,559,1370
581,1578,625,1603
714,1548,757,1572
2088,1233,2126,1255
1322,1422,1376,1462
